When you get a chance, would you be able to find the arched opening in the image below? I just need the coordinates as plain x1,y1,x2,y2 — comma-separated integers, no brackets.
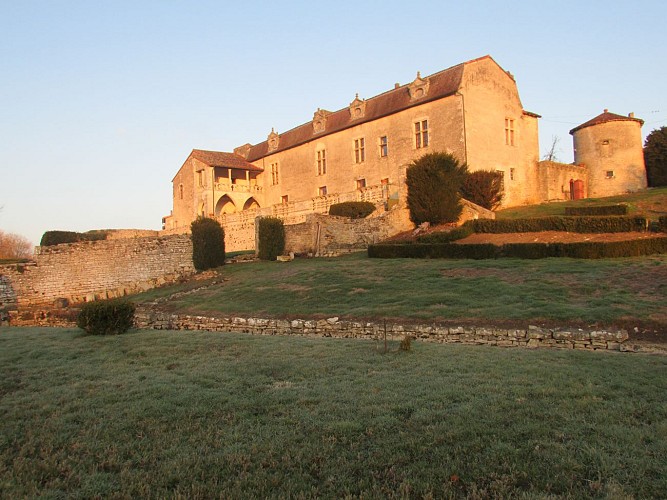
243,197,260,211
215,195,237,215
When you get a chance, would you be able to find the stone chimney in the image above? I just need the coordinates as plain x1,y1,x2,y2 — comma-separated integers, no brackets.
628,112,635,118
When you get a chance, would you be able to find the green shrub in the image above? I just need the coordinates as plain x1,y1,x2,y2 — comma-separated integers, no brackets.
659,216,667,233
191,217,226,271
369,237,667,260
258,217,285,261
40,230,108,246
406,152,468,225
416,223,475,244
460,170,504,210
328,201,376,219
564,205,628,216
471,216,647,234
77,299,136,335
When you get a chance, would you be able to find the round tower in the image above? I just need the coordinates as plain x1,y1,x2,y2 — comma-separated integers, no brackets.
569,109,647,198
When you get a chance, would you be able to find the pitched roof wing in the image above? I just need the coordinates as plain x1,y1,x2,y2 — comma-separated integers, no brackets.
246,60,468,162
190,149,264,172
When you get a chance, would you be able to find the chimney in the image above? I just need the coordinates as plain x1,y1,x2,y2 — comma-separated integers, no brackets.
394,83,400,89
628,112,635,118
604,109,608,113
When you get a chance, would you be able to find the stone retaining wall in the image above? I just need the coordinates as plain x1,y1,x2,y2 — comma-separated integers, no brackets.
134,307,631,351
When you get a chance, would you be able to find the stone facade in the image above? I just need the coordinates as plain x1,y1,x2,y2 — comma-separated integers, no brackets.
0,235,195,314
162,55,647,251
570,110,647,197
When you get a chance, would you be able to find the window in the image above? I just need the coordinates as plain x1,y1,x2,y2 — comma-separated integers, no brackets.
510,168,515,181
318,186,327,196
271,162,279,185
354,138,365,163
356,178,366,190
605,170,615,179
381,177,389,197
197,170,204,187
505,118,515,146
496,170,505,192
179,184,184,200
281,195,289,204
415,120,429,148
317,149,327,175
379,136,388,157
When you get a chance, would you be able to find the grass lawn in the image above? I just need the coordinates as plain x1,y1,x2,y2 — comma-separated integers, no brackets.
1,327,666,498
496,186,667,221
137,252,667,332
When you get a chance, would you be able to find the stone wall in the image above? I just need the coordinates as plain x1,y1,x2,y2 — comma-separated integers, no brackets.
134,307,632,352
0,234,195,311
538,161,589,201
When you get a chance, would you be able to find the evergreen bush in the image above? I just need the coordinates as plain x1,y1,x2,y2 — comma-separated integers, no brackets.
460,170,504,210
40,230,108,246
328,201,376,219
564,205,628,216
406,152,468,225
258,217,285,260
190,217,226,271
76,299,136,335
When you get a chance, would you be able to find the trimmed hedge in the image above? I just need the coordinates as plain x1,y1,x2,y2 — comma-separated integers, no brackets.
564,205,628,216
368,237,667,260
416,224,475,244
329,201,376,219
191,217,226,271
77,299,136,335
659,216,667,233
257,217,285,261
40,230,108,246
471,216,647,234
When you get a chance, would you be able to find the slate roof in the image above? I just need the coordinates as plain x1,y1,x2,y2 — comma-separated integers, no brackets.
569,110,644,135
189,149,263,172
244,57,485,162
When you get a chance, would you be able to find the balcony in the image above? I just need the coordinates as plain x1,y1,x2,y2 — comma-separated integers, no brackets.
214,182,262,194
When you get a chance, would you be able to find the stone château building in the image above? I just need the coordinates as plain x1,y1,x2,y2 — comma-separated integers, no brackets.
162,55,647,247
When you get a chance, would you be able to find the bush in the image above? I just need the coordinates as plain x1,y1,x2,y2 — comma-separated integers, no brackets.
369,237,667,260
564,205,628,216
328,201,376,219
659,216,667,233
191,217,226,271
40,230,108,246
406,152,468,225
77,299,135,335
471,216,647,234
258,217,285,261
416,223,475,244
460,170,504,210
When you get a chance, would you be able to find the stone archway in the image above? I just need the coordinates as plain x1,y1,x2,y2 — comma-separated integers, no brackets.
215,195,237,215
243,197,260,211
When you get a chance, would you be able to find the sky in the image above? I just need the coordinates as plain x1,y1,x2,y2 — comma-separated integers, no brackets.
1,0,666,247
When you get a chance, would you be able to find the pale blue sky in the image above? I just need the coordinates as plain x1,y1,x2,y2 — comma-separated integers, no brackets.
1,0,665,246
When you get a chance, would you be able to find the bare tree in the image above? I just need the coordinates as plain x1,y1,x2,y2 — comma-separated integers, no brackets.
542,135,561,162
0,230,33,259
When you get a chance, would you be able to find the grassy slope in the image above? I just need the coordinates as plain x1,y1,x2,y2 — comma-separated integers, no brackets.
1,328,666,498
136,252,667,331
496,186,667,220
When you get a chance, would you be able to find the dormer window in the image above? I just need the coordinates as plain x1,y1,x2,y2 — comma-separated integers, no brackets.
267,128,280,152
348,94,366,120
408,71,430,101
313,108,329,134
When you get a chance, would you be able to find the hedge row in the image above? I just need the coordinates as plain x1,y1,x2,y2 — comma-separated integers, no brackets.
470,216,647,234
368,237,667,260
40,230,108,246
564,205,628,216
328,201,376,219
660,216,667,233
416,224,475,244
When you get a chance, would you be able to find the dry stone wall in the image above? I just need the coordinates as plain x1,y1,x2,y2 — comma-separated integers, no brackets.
134,307,633,352
0,234,194,311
